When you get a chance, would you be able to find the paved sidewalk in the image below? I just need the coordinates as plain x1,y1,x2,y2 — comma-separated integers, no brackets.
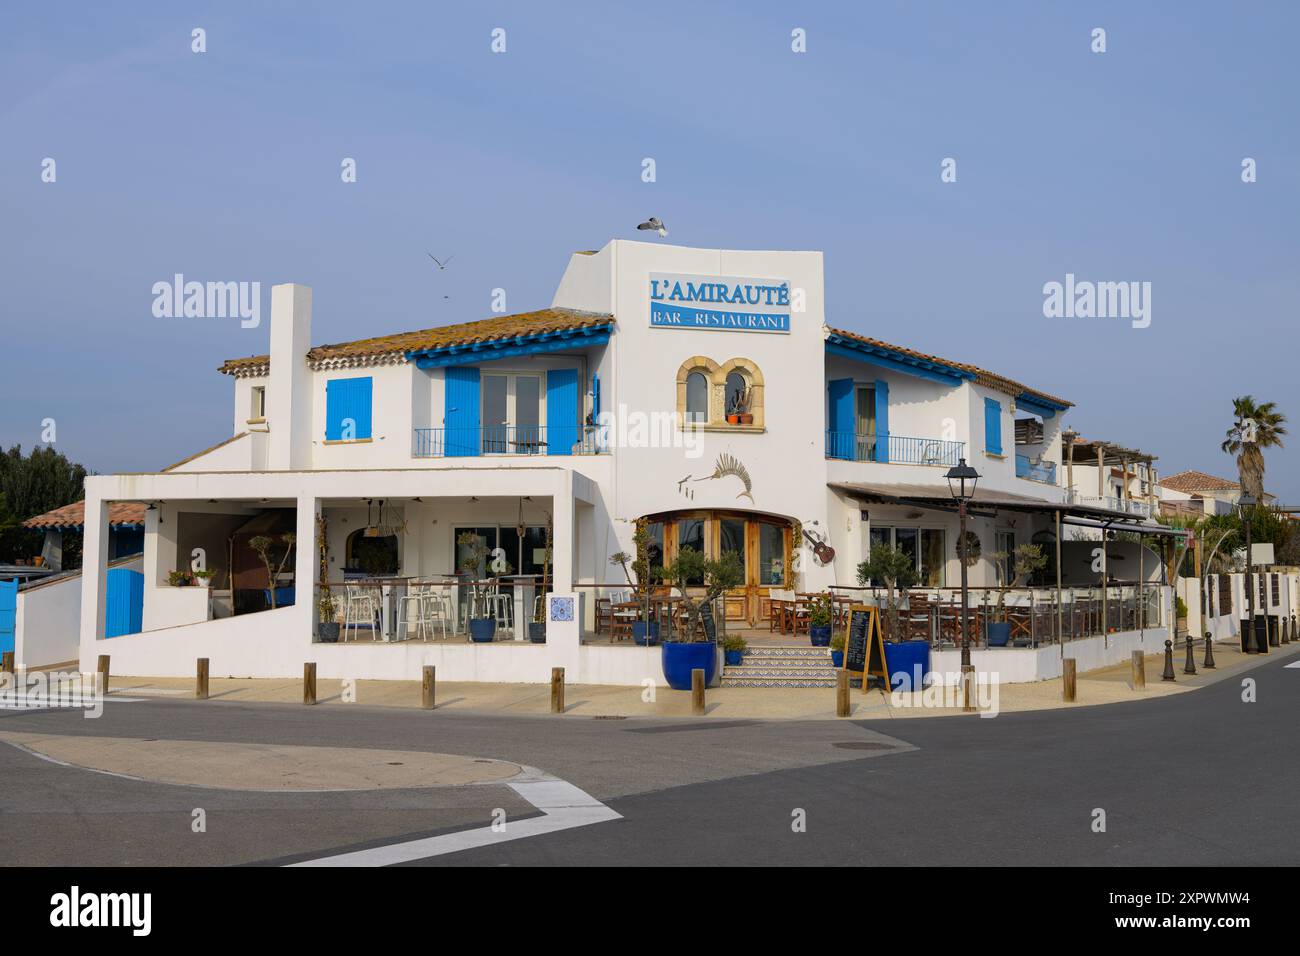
100,639,1298,721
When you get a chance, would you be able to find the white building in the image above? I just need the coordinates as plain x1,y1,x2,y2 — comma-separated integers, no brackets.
74,240,1173,686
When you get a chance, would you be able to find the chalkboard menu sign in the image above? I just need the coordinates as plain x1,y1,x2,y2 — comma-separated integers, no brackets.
700,601,717,643
844,604,887,685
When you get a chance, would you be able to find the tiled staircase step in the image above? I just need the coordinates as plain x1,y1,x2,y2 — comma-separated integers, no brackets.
720,675,838,688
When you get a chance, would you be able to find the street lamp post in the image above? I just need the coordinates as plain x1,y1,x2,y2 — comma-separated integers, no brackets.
1239,493,1256,653
946,458,981,668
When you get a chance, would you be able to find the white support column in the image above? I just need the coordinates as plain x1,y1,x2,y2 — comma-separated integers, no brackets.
547,472,582,677
551,472,575,592
296,495,321,642
78,488,111,668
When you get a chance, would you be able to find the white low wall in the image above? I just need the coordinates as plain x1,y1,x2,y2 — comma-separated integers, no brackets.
80,590,682,686
142,585,211,632
931,627,1168,685
16,557,143,669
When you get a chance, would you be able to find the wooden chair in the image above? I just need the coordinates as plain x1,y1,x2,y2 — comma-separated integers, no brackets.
904,592,932,642
768,589,789,633
595,597,613,635
610,602,638,642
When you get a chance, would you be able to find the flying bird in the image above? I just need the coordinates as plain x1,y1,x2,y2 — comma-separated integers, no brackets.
637,217,668,238
427,253,455,270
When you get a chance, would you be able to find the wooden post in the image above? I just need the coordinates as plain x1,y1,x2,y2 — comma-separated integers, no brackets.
550,667,564,714
1062,658,1077,702
1131,650,1145,690
421,665,436,710
691,668,706,716
97,654,110,695
303,662,316,705
196,658,209,700
961,664,975,712
1,651,13,675
835,669,850,717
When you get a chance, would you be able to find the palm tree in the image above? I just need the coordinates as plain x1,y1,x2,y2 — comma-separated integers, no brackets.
1222,396,1286,500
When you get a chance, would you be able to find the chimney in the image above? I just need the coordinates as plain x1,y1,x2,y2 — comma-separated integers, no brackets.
267,283,313,470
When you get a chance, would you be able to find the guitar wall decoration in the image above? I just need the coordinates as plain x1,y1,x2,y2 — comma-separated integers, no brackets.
802,528,835,565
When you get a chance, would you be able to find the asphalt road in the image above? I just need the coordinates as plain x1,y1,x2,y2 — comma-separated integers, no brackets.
1,653,1295,866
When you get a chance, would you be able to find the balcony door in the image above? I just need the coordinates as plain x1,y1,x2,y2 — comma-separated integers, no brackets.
855,385,877,462
482,372,543,454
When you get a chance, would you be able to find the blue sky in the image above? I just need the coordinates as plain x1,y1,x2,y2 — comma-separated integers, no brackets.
2,2,1297,498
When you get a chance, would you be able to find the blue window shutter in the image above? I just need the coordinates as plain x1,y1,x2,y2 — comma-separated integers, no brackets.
547,368,580,455
592,373,600,419
325,377,373,441
444,367,481,456
826,378,854,460
875,379,890,463
985,397,1002,455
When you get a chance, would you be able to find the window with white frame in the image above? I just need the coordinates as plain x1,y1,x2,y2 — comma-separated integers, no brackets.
867,526,946,586
482,372,543,452
249,385,266,421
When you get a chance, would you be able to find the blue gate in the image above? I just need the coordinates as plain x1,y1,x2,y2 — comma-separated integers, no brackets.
105,568,143,638
0,578,16,655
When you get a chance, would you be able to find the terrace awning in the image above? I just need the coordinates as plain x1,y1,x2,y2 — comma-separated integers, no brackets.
828,480,1186,536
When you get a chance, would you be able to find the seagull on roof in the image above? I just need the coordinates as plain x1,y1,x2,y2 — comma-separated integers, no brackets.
637,217,667,238
427,253,455,270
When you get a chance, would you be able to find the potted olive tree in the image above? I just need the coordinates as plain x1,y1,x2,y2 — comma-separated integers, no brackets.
457,531,496,642
610,522,659,644
808,591,834,646
249,533,296,609
987,543,1048,647
857,544,921,688
658,547,743,690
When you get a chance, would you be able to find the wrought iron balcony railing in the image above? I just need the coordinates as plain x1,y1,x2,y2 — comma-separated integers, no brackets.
413,425,605,458
825,432,964,466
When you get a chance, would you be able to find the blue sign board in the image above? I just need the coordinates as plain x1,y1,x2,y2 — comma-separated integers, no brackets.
649,273,791,333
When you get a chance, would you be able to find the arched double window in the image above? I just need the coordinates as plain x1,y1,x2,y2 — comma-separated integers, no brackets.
675,356,765,429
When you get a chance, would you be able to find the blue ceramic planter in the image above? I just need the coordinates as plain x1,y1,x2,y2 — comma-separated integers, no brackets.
468,618,497,643
883,639,930,692
986,622,1010,647
831,650,844,668
809,624,832,647
528,622,546,643
632,621,660,646
661,641,718,690
724,649,744,666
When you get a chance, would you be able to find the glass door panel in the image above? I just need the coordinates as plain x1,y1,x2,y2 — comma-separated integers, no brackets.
483,375,508,453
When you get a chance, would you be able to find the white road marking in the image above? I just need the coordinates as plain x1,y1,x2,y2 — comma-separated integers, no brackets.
288,766,622,867
1,695,148,711
1285,661,1300,669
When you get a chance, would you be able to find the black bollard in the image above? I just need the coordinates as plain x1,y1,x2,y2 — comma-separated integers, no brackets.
1184,633,1197,675
1203,631,1216,669
1270,616,1280,648
1161,639,1176,681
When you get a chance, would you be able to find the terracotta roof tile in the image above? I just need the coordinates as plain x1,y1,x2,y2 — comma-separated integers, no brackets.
219,308,613,374
825,326,1073,408
1160,470,1241,493
23,501,147,530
